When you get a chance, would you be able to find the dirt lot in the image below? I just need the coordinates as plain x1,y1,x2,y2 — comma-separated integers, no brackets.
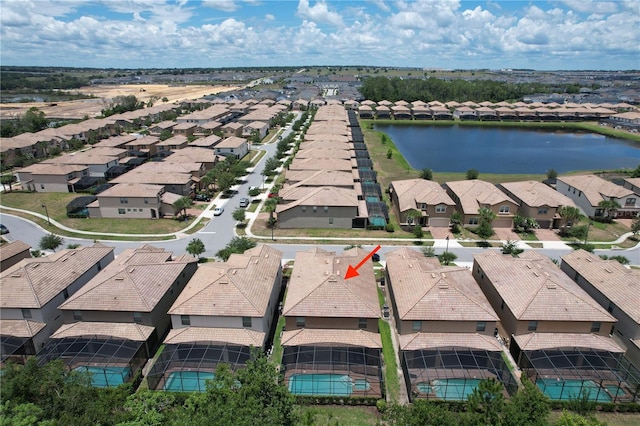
0,84,239,120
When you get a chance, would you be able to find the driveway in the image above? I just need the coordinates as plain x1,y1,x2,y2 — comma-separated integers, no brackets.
535,228,562,241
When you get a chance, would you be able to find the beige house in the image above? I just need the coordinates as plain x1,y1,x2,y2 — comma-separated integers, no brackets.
155,135,189,152
88,183,165,219
109,165,194,197
172,122,197,137
189,134,221,149
242,121,269,139
289,158,354,172
214,136,249,159
276,186,362,229
0,244,115,361
472,251,616,339
16,163,90,193
445,180,519,228
221,122,243,138
561,250,640,345
0,240,31,271
556,174,639,219
284,169,358,189
389,179,456,227
499,180,576,229
624,177,640,195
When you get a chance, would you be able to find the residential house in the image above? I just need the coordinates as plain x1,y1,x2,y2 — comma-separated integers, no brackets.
162,147,220,172
109,163,195,197
214,136,249,159
242,121,269,139
221,122,243,138
0,240,31,271
284,169,358,189
176,105,230,125
499,180,577,229
149,121,177,135
189,134,221,149
16,163,90,193
389,179,456,227
87,183,165,219
445,180,519,228
42,151,119,178
276,186,362,228
623,177,640,195
556,174,639,218
155,135,189,152
125,136,161,158
281,247,382,397
0,244,115,362
172,122,197,137
385,248,515,400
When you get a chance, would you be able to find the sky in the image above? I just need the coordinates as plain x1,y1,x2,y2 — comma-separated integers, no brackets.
1,0,639,70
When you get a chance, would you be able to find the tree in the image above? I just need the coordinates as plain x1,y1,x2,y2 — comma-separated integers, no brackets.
502,240,524,257
21,107,49,133
405,209,422,226
217,172,236,195
630,164,640,178
159,129,173,141
39,233,63,252
466,168,479,180
172,196,193,221
120,390,175,426
232,208,246,225
513,215,539,233
263,156,280,177
413,225,424,243
216,237,257,261
0,174,16,192
546,168,558,181
476,220,495,240
419,168,433,180
386,149,393,159
503,377,550,426
450,211,463,234
186,238,205,259
597,199,620,220
553,411,606,426
422,246,436,257
466,378,505,426
478,207,497,224
559,205,584,227
264,198,277,228
631,216,640,236
439,251,457,266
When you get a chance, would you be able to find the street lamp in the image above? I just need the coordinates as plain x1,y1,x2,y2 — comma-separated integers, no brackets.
584,222,592,245
41,202,51,226
445,235,450,265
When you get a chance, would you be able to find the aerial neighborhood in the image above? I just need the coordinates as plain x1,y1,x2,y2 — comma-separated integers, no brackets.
1,66,640,424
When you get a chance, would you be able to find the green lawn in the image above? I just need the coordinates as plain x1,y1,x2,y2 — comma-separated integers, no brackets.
270,316,286,365
296,406,380,426
378,319,399,402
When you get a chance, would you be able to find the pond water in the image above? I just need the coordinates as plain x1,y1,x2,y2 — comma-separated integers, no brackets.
375,125,640,174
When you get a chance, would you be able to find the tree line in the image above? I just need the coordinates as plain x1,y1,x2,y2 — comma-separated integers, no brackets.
359,76,565,103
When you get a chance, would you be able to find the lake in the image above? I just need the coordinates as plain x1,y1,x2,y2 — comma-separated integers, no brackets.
375,125,640,174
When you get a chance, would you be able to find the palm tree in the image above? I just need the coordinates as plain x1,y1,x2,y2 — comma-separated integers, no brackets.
597,199,621,220
558,205,584,227
478,207,497,224
264,198,277,227
405,209,422,226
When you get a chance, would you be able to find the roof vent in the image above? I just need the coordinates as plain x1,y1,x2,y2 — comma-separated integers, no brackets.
129,268,135,273
31,264,39,269
336,259,340,264
526,264,532,269
431,273,436,279
328,275,337,282
115,277,124,281
11,273,21,278
533,271,540,277
254,259,259,264
409,263,413,268
546,281,557,289
604,268,613,273
438,281,449,289
441,273,446,279
586,258,592,262
219,278,228,284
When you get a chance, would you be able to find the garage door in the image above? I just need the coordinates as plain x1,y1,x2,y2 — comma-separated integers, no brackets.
429,217,450,227
493,218,513,228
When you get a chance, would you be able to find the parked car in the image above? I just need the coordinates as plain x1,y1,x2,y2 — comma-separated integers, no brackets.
382,304,390,319
239,198,250,208
195,193,211,202
213,206,224,216
0,224,8,234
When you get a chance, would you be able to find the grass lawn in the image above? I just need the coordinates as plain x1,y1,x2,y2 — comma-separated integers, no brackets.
559,220,631,243
548,411,640,426
378,319,399,402
297,406,380,426
270,316,286,365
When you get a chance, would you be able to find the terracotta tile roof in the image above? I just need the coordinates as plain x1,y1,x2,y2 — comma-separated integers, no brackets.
295,148,352,160
98,183,163,198
386,248,497,321
216,136,247,149
1,244,114,309
0,240,31,261
513,333,625,352
164,326,265,346
281,328,382,348
557,174,634,207
391,179,456,213
499,180,575,208
168,245,281,317
276,186,359,213
624,177,640,189
58,245,196,312
164,147,220,164
17,163,88,176
561,250,640,323
473,251,615,322
0,319,47,338
399,332,501,351
288,158,353,172
446,180,518,214
284,170,355,187
303,134,351,144
283,247,380,319
51,321,155,341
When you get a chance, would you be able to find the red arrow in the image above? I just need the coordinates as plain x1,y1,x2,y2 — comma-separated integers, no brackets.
344,245,381,280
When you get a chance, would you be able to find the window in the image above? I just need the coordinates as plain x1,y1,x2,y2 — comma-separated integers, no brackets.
144,198,149,204
420,203,427,210
538,207,548,215
301,207,306,213
412,321,422,332
591,322,601,333
21,308,32,319
626,198,636,206
468,217,478,225
528,321,538,331
296,317,305,327
181,315,191,326
41,184,45,189
476,321,486,332
435,205,446,213
62,288,69,299
329,218,333,224
133,312,142,324
358,318,368,329
73,311,82,321
118,209,125,214
242,317,252,328
323,206,329,213
119,198,128,204
312,206,317,213
607,302,615,313
499,205,510,214
500,299,505,310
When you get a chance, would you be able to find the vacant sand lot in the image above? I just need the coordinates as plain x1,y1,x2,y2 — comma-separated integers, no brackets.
1,84,239,120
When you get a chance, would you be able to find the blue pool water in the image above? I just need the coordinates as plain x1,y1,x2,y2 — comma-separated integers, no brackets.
536,378,612,402
417,378,482,400
354,379,371,391
288,374,353,396
74,366,131,388
164,371,215,392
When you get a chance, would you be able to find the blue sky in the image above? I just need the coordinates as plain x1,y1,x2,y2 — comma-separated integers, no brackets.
1,1,638,70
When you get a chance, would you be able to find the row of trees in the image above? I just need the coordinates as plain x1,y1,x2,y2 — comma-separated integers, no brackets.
1,107,50,138
100,95,146,117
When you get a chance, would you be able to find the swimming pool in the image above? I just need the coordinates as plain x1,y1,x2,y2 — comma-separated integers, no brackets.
163,371,214,392
417,378,482,400
536,379,612,402
74,366,131,388
288,374,354,396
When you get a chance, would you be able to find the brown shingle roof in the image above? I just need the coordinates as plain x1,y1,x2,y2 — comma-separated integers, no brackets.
164,326,265,346
281,328,382,348
1,244,114,309
283,247,380,319
513,333,624,352
168,245,282,317
474,251,615,322
399,332,501,351
97,183,163,198
0,240,31,262
51,321,155,341
391,179,456,213
216,136,247,149
499,180,575,208
58,245,196,312
561,250,640,323
386,248,497,321
0,319,47,338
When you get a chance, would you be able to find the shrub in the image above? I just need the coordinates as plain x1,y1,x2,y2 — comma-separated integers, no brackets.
385,223,395,232
376,399,387,413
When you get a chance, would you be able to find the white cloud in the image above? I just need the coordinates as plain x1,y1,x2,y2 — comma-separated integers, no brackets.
558,0,618,14
367,0,390,12
265,13,275,21
296,0,344,27
201,0,238,12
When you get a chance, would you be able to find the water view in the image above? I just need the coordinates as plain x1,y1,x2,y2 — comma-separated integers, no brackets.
375,125,640,174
